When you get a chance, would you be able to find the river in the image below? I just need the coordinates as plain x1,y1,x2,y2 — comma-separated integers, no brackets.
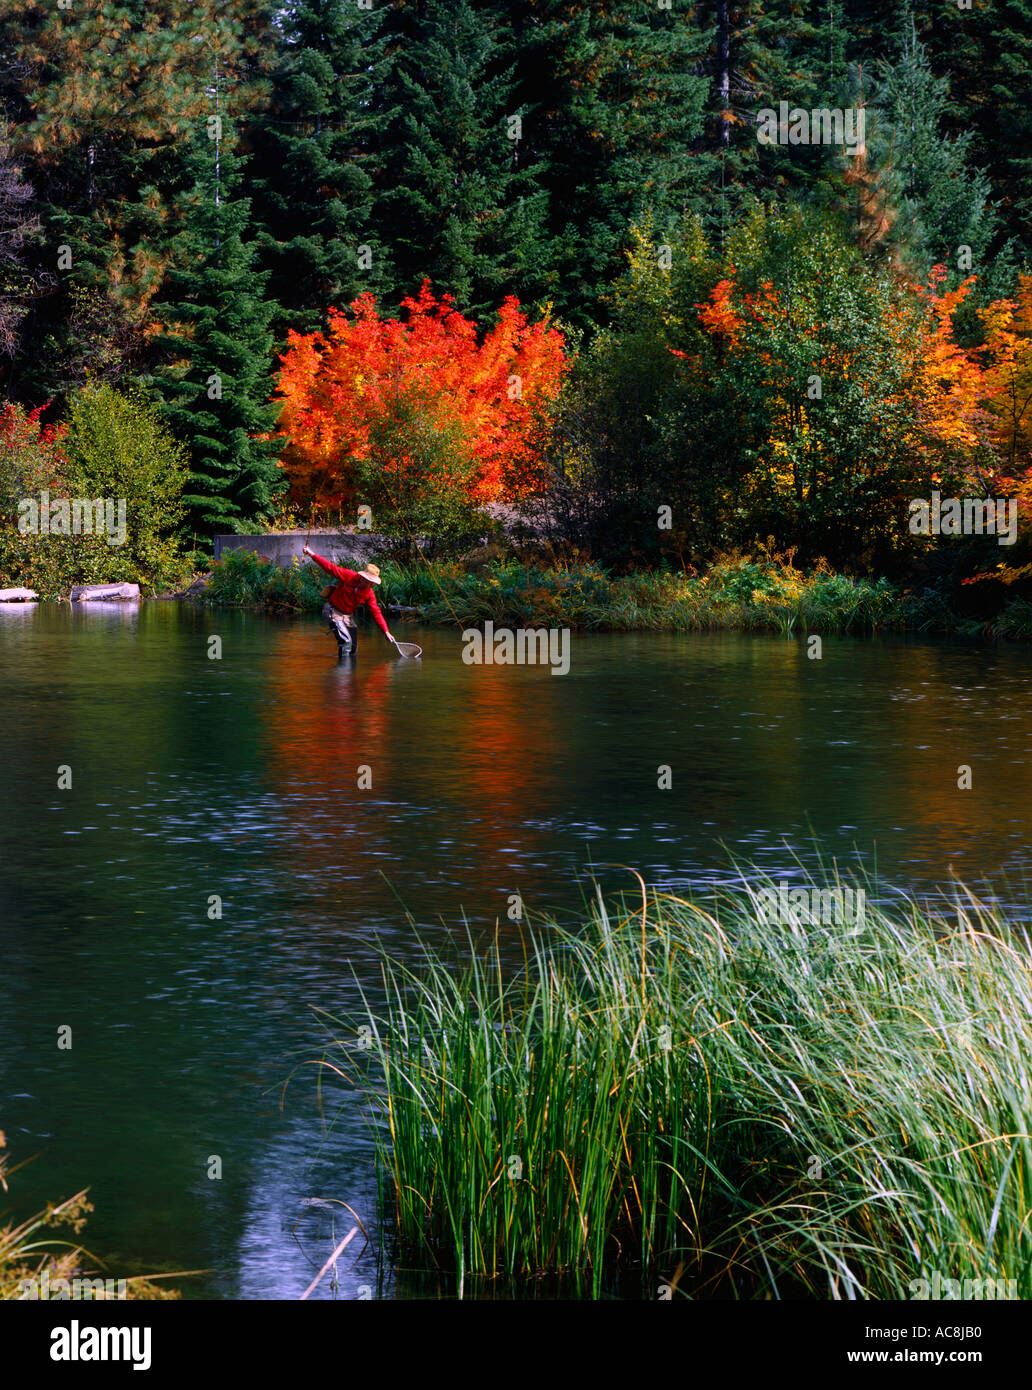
2,601,1030,1297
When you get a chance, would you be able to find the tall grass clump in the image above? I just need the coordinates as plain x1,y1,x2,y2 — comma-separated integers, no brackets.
326,875,1032,1298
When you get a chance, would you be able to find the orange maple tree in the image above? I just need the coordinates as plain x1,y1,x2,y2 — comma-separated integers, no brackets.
960,274,1032,586
273,282,567,508
907,268,990,458
695,275,743,349
979,274,1032,473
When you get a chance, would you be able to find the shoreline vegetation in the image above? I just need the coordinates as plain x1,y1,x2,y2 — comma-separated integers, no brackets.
320,872,1032,1299
202,546,1032,640
0,1147,182,1301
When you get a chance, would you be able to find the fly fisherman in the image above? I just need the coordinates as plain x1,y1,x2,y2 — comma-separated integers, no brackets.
302,543,397,658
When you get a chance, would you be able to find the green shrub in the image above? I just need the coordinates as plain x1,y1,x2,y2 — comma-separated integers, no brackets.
205,547,325,610
0,388,191,597
990,596,1032,639
354,388,487,562
62,382,190,591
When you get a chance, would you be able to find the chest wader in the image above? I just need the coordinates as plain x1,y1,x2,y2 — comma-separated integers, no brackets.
321,587,358,658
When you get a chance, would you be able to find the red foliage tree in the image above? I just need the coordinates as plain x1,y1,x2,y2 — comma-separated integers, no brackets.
273,282,567,508
0,401,67,502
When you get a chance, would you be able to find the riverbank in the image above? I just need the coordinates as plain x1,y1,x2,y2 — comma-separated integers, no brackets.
202,546,1032,639
0,1149,181,1301
325,872,1032,1299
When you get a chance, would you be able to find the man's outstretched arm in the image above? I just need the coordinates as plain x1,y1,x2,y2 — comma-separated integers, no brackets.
365,589,394,640
303,544,353,584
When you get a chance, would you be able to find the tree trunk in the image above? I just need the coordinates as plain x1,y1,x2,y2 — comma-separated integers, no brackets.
716,0,730,148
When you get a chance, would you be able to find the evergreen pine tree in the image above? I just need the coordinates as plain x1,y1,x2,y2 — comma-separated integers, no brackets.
0,1,275,400
863,8,1005,288
145,105,282,535
248,0,388,341
690,0,820,243
373,0,548,321
0,116,48,376
511,0,711,323
915,0,1032,263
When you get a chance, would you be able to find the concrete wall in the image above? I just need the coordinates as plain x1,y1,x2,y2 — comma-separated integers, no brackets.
213,531,385,566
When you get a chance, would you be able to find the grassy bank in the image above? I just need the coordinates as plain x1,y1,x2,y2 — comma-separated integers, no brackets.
321,874,1032,1298
0,1143,181,1300
204,547,1032,638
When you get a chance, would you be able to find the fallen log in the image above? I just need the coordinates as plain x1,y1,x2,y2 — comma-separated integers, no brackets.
69,582,141,601
0,587,38,602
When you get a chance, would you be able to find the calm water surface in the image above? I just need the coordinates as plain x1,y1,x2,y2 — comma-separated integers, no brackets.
2,602,1031,1297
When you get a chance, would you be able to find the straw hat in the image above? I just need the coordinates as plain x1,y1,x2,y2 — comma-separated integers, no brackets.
357,563,381,585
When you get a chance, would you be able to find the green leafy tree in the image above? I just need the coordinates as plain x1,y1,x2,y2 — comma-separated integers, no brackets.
0,387,189,594
353,385,484,561
62,381,189,587
542,212,732,565
703,206,962,568
0,400,107,595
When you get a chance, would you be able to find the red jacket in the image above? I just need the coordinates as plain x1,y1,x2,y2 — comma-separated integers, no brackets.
310,552,390,634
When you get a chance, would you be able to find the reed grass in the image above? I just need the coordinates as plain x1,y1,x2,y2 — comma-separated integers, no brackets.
323,874,1032,1298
